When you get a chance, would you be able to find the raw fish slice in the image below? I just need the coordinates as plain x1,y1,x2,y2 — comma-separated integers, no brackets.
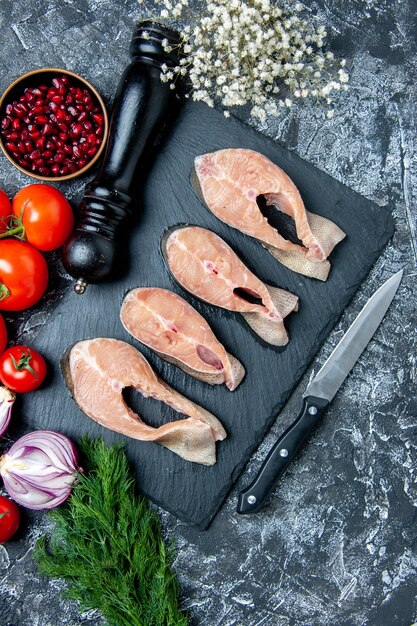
63,338,226,465
193,148,346,281
121,288,245,391
162,226,298,346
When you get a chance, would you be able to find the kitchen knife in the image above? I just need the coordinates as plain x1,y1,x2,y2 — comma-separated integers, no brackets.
237,270,403,515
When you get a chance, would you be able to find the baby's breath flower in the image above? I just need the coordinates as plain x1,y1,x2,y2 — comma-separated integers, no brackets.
152,0,349,119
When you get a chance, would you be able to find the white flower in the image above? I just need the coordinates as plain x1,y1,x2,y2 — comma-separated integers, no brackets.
338,69,349,83
153,0,346,119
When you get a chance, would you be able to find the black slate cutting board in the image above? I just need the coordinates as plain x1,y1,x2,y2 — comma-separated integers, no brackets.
20,102,393,529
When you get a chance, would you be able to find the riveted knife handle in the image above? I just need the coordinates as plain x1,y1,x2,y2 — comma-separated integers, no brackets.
237,396,329,514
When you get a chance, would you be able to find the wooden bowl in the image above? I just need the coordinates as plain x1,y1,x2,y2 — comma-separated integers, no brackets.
0,68,109,182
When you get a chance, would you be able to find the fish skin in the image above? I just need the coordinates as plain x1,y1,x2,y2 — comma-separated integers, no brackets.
120,287,245,391
64,338,226,465
194,148,346,281
163,225,298,346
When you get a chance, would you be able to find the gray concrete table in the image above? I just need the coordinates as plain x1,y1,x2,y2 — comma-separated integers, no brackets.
0,1,416,624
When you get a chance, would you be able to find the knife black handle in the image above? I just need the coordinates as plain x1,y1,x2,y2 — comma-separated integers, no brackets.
237,396,329,514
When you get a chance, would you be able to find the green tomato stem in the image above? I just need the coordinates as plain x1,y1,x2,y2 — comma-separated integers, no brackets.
0,224,25,240
0,284,10,302
11,351,38,379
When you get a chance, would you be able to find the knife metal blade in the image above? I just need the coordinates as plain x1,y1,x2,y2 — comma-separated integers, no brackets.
237,270,403,515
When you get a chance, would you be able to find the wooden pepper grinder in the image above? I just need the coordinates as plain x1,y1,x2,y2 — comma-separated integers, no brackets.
62,20,183,293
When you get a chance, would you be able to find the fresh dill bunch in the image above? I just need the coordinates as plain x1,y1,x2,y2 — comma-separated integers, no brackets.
34,438,188,626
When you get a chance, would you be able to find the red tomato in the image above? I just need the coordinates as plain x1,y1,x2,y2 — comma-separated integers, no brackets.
0,240,48,311
0,189,11,234
0,314,7,355
12,184,74,251
0,495,20,543
0,346,47,393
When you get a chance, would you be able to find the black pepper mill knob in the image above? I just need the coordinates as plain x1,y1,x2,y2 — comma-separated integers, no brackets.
62,20,183,293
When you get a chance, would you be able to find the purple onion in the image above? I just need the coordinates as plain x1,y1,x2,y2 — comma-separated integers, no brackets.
0,430,81,510
0,386,15,436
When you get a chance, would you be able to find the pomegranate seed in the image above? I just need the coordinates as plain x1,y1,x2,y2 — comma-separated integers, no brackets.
43,150,53,158
20,159,30,168
54,152,65,163
38,167,50,176
32,88,42,96
72,123,83,136
87,146,97,158
52,78,61,89
28,126,41,139
76,111,86,122
52,95,63,104
29,150,41,160
77,158,87,168
60,165,69,175
34,157,45,167
68,106,77,117
84,121,93,131
38,85,48,91
42,123,53,136
24,140,34,152
1,117,11,130
35,115,49,124
87,133,96,144
58,122,69,132
5,104,13,115
59,132,68,141
14,103,28,116
7,131,19,141
36,136,46,150
63,144,73,155
21,129,29,140
92,113,104,125
51,164,60,175
72,145,82,158
56,109,66,122
18,141,26,154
